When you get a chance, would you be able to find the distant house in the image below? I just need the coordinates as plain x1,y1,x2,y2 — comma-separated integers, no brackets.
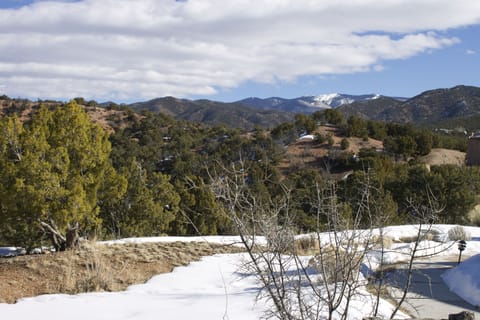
466,135,480,166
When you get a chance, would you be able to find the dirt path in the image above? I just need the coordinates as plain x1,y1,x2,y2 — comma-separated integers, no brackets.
0,241,243,304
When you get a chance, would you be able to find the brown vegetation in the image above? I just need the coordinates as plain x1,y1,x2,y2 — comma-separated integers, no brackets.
0,241,242,304
419,148,466,166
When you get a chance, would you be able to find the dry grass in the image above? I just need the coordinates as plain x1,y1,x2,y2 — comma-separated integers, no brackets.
370,235,394,249
397,228,442,243
448,225,472,241
308,244,363,284
468,204,480,226
418,148,466,166
0,241,243,303
294,235,320,255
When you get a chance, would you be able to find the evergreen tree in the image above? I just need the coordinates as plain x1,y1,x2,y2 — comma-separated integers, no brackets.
0,102,118,250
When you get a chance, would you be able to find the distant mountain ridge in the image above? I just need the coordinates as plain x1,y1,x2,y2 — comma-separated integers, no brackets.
2,85,479,130
337,85,480,125
236,93,405,114
116,85,480,130
128,96,294,129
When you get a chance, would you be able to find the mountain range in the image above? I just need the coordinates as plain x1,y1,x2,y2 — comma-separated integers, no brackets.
127,85,480,130
2,85,480,131
336,85,480,126
236,93,398,114
128,96,295,129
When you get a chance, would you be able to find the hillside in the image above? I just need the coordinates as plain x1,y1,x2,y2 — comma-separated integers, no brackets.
237,93,397,114
418,148,466,166
277,125,384,174
0,96,294,131
128,96,294,129
338,85,480,128
0,97,140,133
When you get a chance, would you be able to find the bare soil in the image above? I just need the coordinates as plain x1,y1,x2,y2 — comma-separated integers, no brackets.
419,148,466,166
278,125,384,173
0,241,243,304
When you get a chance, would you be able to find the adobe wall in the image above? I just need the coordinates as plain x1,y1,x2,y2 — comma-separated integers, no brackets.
466,136,480,166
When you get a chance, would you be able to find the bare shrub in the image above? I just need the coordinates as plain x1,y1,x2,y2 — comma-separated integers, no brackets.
294,235,319,255
210,162,446,320
264,222,296,254
308,244,363,284
448,225,471,241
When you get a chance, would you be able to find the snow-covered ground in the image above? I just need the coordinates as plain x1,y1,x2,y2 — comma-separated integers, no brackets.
442,254,480,307
0,224,479,319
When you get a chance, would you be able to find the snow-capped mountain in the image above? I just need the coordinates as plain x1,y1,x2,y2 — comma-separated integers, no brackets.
237,93,390,114
313,93,382,108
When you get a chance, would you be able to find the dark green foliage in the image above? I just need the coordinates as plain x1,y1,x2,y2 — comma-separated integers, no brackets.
0,102,117,249
100,160,180,238
340,138,350,150
287,169,325,231
340,170,399,227
294,114,317,134
367,121,387,141
327,133,334,147
346,116,368,138
0,96,478,247
323,109,344,125
382,164,480,224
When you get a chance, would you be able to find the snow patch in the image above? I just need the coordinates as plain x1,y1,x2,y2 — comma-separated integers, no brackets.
442,254,480,307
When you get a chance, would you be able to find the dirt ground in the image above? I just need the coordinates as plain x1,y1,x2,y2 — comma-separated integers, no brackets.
0,241,243,304
419,148,466,166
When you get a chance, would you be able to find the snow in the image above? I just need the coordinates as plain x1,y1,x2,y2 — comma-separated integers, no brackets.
297,134,315,141
1,225,480,319
314,93,341,105
442,254,480,307
0,247,25,257
0,253,263,320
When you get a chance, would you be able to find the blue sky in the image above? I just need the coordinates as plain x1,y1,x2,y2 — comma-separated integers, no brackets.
0,0,479,102
209,25,480,101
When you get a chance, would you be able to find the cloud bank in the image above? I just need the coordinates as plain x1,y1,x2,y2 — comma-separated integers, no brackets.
0,0,479,101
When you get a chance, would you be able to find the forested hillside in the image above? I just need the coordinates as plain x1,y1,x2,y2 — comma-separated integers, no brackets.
127,96,294,129
1,96,479,251
338,85,480,129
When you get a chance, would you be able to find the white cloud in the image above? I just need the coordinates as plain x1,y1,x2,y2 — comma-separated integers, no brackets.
467,49,477,55
0,0,479,101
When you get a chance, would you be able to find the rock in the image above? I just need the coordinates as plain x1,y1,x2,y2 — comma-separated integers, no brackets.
448,311,475,320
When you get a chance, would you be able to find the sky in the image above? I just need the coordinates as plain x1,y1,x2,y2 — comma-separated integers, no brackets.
0,0,479,103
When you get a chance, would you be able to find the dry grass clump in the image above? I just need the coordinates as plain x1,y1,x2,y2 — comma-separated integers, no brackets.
294,235,319,255
448,225,471,241
397,228,442,243
370,235,394,250
54,242,114,294
467,205,480,226
308,244,362,284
